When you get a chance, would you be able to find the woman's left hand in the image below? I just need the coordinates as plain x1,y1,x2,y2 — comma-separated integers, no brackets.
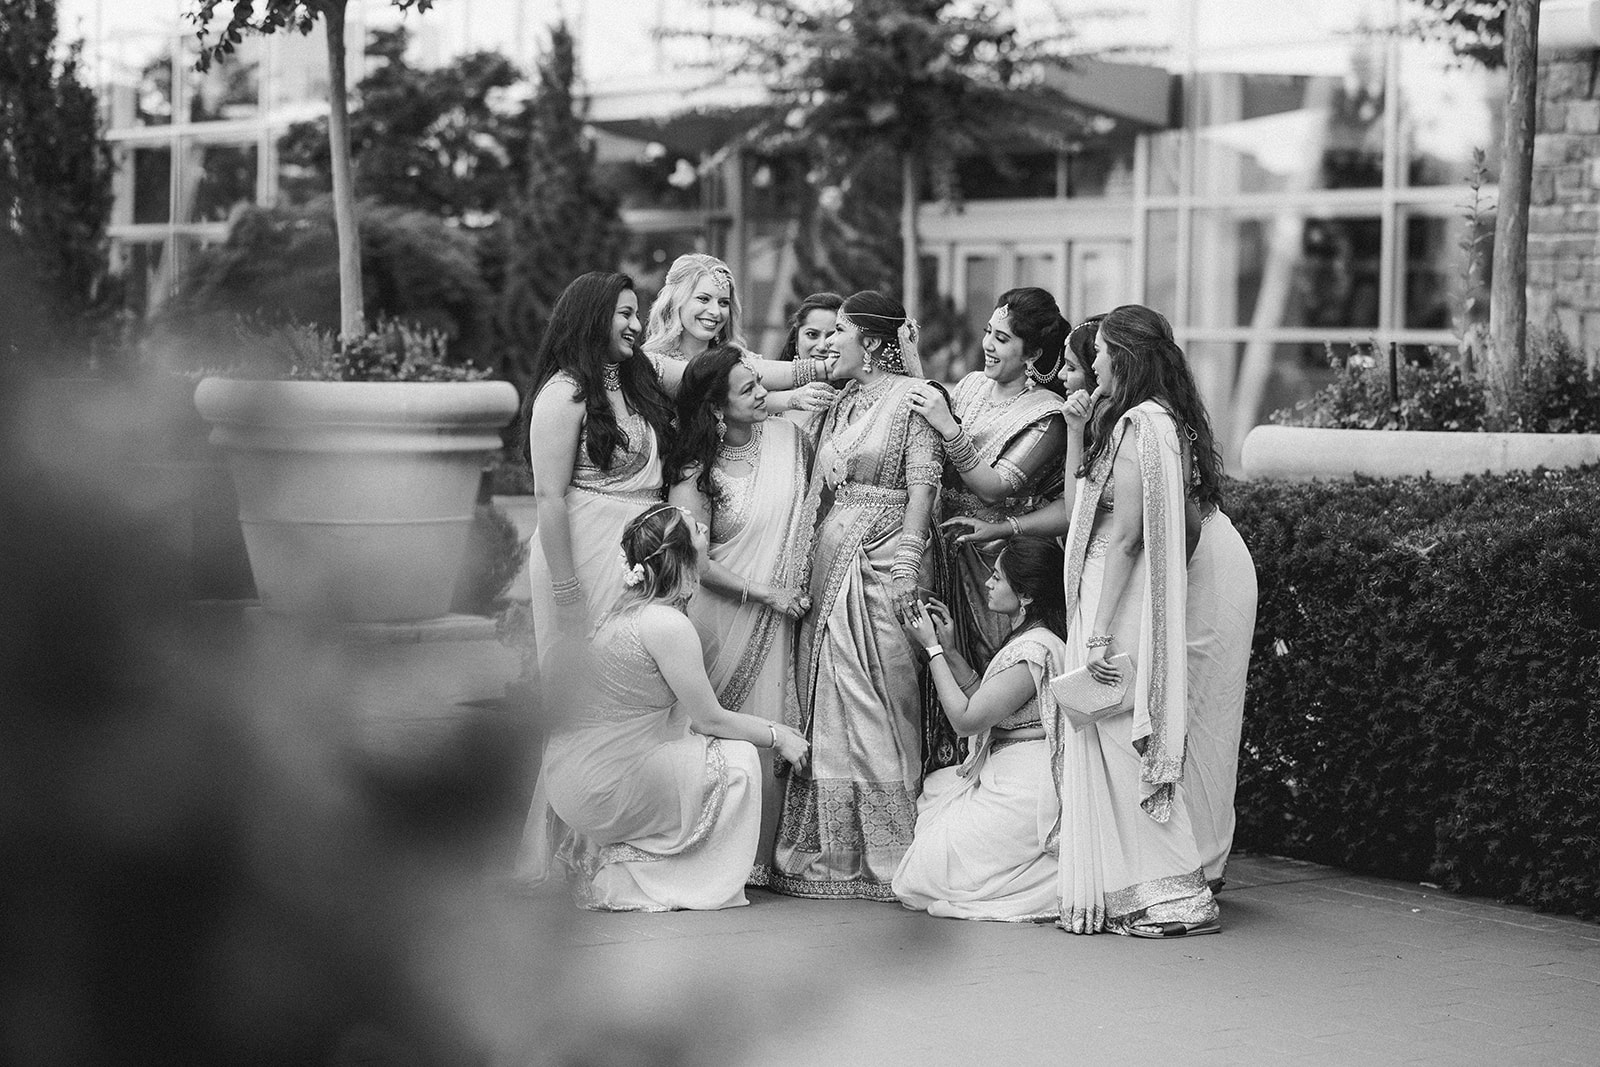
889,575,919,614
1086,640,1123,686
906,382,959,438
764,586,812,618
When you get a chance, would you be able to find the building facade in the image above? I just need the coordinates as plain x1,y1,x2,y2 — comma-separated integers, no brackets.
69,0,1600,462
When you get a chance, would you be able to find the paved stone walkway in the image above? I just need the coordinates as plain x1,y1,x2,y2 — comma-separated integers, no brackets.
485,852,1600,1066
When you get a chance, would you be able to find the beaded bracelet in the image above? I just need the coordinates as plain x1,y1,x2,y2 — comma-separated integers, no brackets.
1086,633,1115,649
945,428,981,473
551,575,583,606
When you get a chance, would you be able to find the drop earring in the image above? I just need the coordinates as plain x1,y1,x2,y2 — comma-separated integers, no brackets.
714,409,727,441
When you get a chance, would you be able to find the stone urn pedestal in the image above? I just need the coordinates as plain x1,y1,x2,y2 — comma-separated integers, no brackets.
194,378,519,622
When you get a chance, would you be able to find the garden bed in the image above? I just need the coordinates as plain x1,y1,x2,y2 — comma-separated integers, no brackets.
1227,465,1600,918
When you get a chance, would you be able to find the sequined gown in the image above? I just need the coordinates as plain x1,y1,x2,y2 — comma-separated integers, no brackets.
523,610,763,911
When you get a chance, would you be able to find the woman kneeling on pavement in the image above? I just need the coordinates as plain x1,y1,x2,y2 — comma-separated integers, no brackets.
892,536,1069,922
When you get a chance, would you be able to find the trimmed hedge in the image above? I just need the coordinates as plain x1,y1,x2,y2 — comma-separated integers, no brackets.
1227,466,1600,917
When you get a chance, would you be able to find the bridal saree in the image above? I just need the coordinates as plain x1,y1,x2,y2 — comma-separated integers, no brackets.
771,375,943,900
1054,400,1218,935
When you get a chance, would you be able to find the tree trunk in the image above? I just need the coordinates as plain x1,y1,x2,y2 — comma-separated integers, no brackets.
323,0,364,339
1489,0,1539,417
901,151,921,322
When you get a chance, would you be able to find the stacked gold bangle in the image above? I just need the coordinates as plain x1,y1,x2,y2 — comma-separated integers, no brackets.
945,428,981,473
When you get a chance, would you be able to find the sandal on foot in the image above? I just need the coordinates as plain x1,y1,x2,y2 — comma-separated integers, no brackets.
1129,918,1222,939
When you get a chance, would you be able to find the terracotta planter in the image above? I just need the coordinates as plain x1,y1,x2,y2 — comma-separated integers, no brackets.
194,378,519,622
1241,425,1600,482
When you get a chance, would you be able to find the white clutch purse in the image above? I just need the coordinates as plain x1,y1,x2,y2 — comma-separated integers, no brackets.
1048,654,1135,731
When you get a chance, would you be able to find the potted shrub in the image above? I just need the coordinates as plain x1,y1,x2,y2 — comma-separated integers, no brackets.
1242,335,1600,481
193,320,518,622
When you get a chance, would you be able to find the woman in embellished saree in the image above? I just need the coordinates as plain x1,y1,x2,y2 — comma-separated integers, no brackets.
1054,304,1221,936
667,345,814,885
892,536,1070,921
519,271,674,673
771,290,943,901
519,504,811,910
906,287,1069,769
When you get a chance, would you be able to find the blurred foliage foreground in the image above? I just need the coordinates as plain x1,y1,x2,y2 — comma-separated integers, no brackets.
1229,466,1600,918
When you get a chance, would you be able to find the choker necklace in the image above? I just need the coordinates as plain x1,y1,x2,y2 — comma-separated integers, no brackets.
717,421,762,463
602,364,622,392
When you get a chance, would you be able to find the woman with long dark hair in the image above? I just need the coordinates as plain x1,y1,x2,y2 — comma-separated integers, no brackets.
665,345,814,884
771,289,943,901
518,504,810,910
519,271,676,666
1054,303,1226,936
777,291,844,362
892,537,1072,921
904,287,1070,770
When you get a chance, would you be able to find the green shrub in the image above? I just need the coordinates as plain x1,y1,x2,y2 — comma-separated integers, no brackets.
453,502,528,616
154,198,494,369
1228,467,1600,917
190,318,490,383
1273,332,1600,432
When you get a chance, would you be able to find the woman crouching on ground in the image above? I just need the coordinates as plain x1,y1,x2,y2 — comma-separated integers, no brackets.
517,504,810,911
892,536,1069,921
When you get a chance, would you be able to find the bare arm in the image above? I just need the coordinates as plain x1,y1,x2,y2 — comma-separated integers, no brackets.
637,607,810,765
529,382,586,619
1087,444,1144,683
904,601,1034,735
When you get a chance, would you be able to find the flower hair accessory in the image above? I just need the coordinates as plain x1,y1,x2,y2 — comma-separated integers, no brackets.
619,548,647,588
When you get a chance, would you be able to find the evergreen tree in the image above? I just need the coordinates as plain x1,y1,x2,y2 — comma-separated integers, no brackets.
497,22,623,390
276,27,526,221
0,0,113,365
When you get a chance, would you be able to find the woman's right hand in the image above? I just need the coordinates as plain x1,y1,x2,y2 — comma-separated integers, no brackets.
922,596,959,651
941,515,1009,544
788,381,838,412
906,381,960,438
762,585,812,619
1063,388,1096,431
772,723,810,768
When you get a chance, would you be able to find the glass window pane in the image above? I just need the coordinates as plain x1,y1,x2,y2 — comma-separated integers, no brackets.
1191,42,1387,194
136,51,175,127
963,255,999,338
1402,210,1493,331
1147,130,1182,197
1195,0,1395,52
1189,211,1381,329
132,146,172,224
184,142,259,223
189,48,262,123
1145,210,1179,312
1016,253,1056,290
1400,40,1504,187
1186,339,1339,467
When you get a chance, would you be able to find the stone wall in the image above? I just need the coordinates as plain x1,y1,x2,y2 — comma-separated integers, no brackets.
1530,51,1600,363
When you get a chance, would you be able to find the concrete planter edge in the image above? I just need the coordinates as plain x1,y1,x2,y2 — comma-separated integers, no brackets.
1241,425,1600,482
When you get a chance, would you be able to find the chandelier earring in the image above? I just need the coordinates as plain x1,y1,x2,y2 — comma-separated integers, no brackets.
714,408,728,441
862,341,876,373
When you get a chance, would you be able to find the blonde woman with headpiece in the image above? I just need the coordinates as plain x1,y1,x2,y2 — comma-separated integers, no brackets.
665,344,815,886
770,289,944,901
641,252,839,416
903,287,1070,772
514,503,811,911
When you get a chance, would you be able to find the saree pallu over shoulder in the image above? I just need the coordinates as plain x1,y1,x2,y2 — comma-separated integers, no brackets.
1060,401,1188,821
772,376,939,901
